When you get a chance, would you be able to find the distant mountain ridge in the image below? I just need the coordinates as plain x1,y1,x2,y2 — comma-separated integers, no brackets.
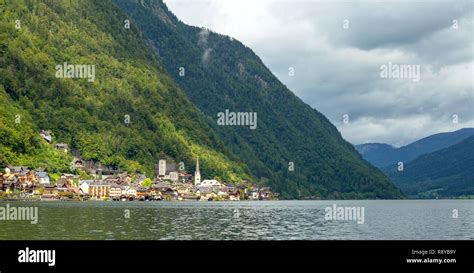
384,135,474,198
356,128,474,168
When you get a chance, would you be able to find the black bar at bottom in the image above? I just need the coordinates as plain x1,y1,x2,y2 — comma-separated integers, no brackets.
0,240,472,273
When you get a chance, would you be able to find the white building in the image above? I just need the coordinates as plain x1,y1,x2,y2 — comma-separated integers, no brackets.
79,180,93,194
109,185,122,198
194,157,201,185
36,171,50,184
158,154,166,177
248,190,259,200
200,179,221,187
39,130,52,143
168,171,179,182
125,187,137,197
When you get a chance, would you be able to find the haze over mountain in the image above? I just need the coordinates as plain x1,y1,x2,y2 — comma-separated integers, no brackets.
356,128,474,169
0,0,403,199
384,135,474,198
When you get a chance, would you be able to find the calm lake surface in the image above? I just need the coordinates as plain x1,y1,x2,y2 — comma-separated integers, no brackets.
0,200,472,240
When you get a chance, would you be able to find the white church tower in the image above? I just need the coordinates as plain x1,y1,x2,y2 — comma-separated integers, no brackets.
194,157,201,185
158,154,166,177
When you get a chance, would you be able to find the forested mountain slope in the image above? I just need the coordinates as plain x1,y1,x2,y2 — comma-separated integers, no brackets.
356,128,474,168
0,0,251,183
115,0,403,199
384,136,474,198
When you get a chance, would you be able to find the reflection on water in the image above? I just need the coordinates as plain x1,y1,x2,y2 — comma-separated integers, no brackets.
0,200,472,240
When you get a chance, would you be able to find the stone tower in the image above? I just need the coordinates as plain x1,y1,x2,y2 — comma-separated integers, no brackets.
194,157,201,185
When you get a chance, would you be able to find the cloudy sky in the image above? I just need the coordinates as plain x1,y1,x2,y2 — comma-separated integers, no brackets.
164,0,474,147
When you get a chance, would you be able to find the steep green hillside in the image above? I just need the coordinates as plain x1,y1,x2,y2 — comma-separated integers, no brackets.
384,136,474,198
0,85,71,172
116,0,403,199
0,0,250,182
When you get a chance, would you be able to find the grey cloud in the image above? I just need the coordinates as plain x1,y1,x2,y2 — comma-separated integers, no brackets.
321,1,472,50
165,0,474,146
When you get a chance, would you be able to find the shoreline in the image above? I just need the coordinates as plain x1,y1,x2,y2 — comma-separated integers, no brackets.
0,198,472,202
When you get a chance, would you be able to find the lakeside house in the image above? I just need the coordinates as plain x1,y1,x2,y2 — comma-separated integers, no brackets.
36,171,50,185
125,187,137,197
248,190,259,200
229,190,240,201
0,153,274,201
42,184,58,200
79,180,94,195
161,188,178,200
88,181,110,199
137,188,149,200
179,194,199,201
109,184,123,200
259,187,274,200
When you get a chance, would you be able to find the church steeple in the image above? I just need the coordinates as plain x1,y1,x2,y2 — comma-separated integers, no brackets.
194,157,201,185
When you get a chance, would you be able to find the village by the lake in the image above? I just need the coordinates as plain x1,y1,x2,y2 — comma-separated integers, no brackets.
0,130,275,202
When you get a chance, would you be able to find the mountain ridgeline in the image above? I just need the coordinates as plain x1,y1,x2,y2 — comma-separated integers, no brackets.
356,128,474,198
356,128,474,169
384,135,474,198
115,0,403,199
0,0,403,199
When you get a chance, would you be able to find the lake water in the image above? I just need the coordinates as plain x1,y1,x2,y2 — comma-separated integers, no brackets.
0,200,472,240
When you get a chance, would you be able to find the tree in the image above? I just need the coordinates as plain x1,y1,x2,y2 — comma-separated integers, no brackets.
142,178,152,187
